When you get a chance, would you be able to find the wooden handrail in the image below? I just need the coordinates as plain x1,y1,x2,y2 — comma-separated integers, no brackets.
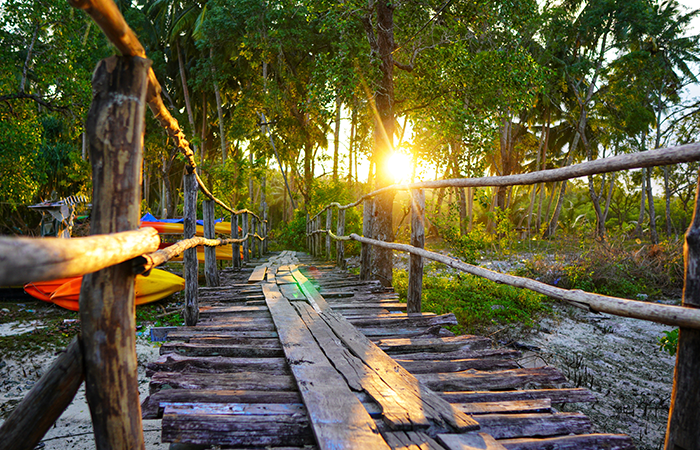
0,228,159,285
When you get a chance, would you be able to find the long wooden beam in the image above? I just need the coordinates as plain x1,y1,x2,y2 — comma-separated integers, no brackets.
0,228,159,285
348,233,700,330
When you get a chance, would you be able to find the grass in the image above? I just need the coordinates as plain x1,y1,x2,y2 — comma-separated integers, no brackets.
393,264,551,335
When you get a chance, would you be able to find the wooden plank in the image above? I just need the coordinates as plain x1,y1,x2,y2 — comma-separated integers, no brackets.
149,372,297,394
438,433,507,450
146,354,289,376
498,433,635,450
162,403,313,447
279,283,306,301
333,302,407,310
262,282,391,450
475,413,591,439
248,265,268,283
159,341,284,358
141,389,303,419
290,268,479,432
416,368,567,392
165,329,278,341
276,274,298,284
454,399,551,415
381,429,447,450
361,326,456,339
373,336,492,354
389,348,521,361
438,388,596,405
348,313,458,328
292,300,431,430
397,358,519,374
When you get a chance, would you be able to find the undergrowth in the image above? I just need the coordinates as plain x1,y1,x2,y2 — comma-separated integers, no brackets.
393,265,551,335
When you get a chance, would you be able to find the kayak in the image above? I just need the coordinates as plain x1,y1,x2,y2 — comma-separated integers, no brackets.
141,221,233,236
48,269,185,311
160,242,237,261
24,277,81,302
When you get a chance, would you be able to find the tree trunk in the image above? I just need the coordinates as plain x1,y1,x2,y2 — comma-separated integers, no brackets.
80,55,149,450
210,49,226,163
333,95,341,182
665,166,673,237
637,168,647,238
176,40,197,156
647,167,659,244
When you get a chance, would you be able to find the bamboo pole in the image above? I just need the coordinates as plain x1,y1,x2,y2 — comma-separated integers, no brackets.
0,228,158,285
665,172,700,448
407,189,425,314
79,55,148,450
347,233,700,329
183,168,199,326
0,338,84,450
203,200,219,287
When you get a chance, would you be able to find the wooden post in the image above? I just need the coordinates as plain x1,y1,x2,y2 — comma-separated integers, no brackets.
360,199,372,280
183,167,199,326
251,217,258,260
255,218,262,258
203,200,219,287
306,212,311,252
242,212,249,263
337,208,346,269
263,210,268,254
232,213,240,270
316,216,322,257
407,189,425,314
79,55,149,450
665,176,700,449
326,208,332,260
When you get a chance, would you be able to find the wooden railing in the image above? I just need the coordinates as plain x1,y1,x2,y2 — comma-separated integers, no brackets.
0,1,267,449
307,141,700,449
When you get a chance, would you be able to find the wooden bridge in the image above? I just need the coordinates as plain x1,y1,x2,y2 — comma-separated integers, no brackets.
141,250,633,449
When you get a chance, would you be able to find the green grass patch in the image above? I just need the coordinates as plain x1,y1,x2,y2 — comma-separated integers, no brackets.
393,268,550,335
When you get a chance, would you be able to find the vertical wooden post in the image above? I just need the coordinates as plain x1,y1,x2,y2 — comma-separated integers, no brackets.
306,212,311,252
326,208,332,260
263,210,268,254
250,217,257,260
203,200,219,287
337,208,346,269
360,199,372,280
79,55,149,450
232,213,241,270
665,176,700,449
316,216,322,257
242,212,249,263
255,219,262,258
407,189,425,314
183,168,199,326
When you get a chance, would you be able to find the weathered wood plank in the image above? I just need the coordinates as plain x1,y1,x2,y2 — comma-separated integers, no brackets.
149,372,297,394
146,354,288,376
374,336,492,354
165,329,278,341
454,399,552,415
141,389,302,419
380,429,447,450
475,413,591,439
159,341,283,358
280,283,307,301
389,348,521,361
438,388,596,405
292,299,431,430
348,313,458,328
262,282,391,450
416,368,567,392
290,268,479,432
397,358,519,374
248,265,268,283
437,432,507,450
162,403,313,447
498,433,636,450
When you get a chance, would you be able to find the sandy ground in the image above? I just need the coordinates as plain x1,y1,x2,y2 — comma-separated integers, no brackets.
0,333,165,449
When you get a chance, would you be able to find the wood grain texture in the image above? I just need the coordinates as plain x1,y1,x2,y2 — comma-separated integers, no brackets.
498,433,635,450
203,200,220,287
263,282,391,450
183,170,199,326
408,189,424,314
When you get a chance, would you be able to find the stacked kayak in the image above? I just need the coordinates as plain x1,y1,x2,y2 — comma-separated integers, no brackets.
23,269,185,311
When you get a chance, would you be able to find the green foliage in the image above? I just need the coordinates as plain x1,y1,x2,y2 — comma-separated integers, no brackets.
435,219,489,264
270,209,308,252
658,328,679,356
393,266,550,335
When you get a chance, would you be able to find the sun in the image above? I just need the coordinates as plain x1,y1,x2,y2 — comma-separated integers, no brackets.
386,151,413,183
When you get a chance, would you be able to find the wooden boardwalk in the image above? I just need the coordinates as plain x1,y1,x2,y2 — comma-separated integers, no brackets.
142,251,636,449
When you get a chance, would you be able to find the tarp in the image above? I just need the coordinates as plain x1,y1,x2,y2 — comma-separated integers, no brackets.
140,212,223,225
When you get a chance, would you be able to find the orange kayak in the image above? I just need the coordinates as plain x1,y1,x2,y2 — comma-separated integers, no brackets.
24,277,81,302
48,269,185,311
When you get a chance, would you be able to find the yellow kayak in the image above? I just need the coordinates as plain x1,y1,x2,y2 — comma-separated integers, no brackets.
49,269,185,311
141,221,233,236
